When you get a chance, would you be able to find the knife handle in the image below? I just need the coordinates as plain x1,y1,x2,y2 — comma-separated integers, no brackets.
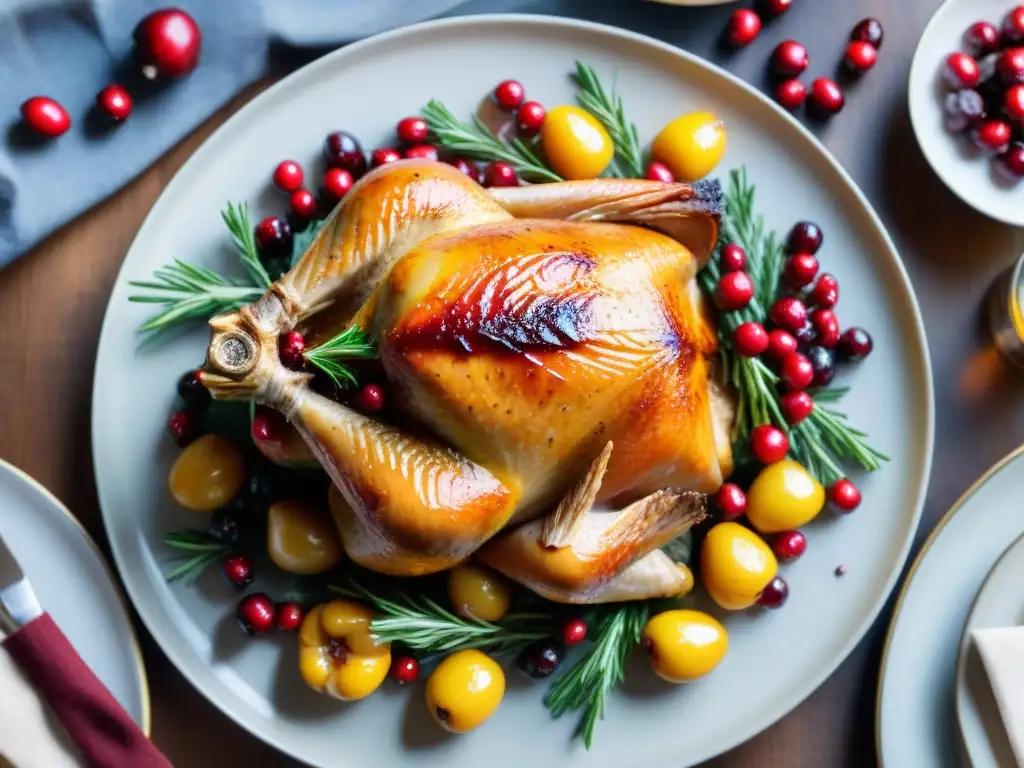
3,613,172,768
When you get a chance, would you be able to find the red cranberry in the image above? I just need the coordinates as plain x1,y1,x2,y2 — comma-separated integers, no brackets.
371,147,402,168
773,530,807,562
828,478,862,513
1003,6,1024,45
810,309,840,348
944,52,981,88
357,383,385,412
446,157,480,181
177,370,210,410
166,409,198,446
561,619,588,646
725,9,762,48
809,78,845,117
787,221,823,255
254,216,292,260
391,656,420,684
279,331,305,370
771,41,809,77
784,253,819,288
289,189,317,220
251,407,286,445
750,425,789,464
850,18,884,49
133,8,201,79
517,101,546,135
808,274,839,308
720,243,747,272
715,271,755,311
223,555,254,588
806,345,836,387
769,297,808,332
494,79,525,110
1006,85,1024,120
758,0,792,18
403,144,439,161
836,327,873,361
645,162,675,183
396,116,429,145
944,89,987,133
998,48,1024,85
767,329,799,360
966,21,1001,56
780,390,813,425
237,593,275,636
779,352,814,390
714,482,747,520
844,41,878,74
272,160,303,193
975,119,1012,152
775,78,807,110
96,85,132,123
997,143,1024,180
324,131,367,176
276,602,303,632
20,97,71,137
484,161,518,187
758,576,789,608
322,167,354,202
733,322,770,357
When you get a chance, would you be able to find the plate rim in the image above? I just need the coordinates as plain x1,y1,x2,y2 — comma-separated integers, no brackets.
875,442,1024,766
92,12,935,765
0,458,151,735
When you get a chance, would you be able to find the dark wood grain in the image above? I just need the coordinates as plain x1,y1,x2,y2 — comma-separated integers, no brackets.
1,1,1017,765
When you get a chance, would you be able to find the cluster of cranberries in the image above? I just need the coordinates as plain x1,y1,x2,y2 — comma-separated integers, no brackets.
19,8,201,137
725,4,883,119
237,593,304,635
941,7,1024,181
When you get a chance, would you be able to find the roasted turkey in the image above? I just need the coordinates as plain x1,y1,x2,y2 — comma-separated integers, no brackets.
201,159,734,604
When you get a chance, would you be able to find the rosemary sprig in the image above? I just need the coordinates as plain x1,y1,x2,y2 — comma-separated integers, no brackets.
330,579,553,654
421,99,563,183
163,531,229,583
221,203,273,289
303,327,378,388
545,602,650,749
573,61,644,178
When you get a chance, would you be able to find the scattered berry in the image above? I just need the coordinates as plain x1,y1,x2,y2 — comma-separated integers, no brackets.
715,271,755,311
726,9,762,48
997,142,1024,180
96,85,132,123
733,322,770,357
769,297,808,332
779,352,814,390
446,157,480,181
772,530,807,562
371,147,402,168
784,253,819,288
254,216,293,260
484,161,518,187
787,221,823,255
396,116,429,145
132,8,201,79
1003,6,1024,45
805,345,836,387
720,244,747,272
275,602,303,632
775,78,807,110
944,52,981,88
771,41,809,77
208,508,241,546
810,309,840,348
223,555,254,588
237,593,275,636
324,131,367,177
279,331,305,370
944,89,987,133
714,482,748,520
966,21,1001,57
808,274,839,308
997,48,1024,85
758,576,789,608
494,79,526,110
793,318,817,346
808,78,845,117
835,564,847,577
767,329,799,361
850,18,884,49
1006,85,1024,120
759,0,792,18
177,370,210,410
645,161,675,183
750,424,789,464
828,478,862,513
289,189,317,220
517,101,546,135
562,619,588,646
403,144,439,161
272,160,303,193
20,96,71,138
779,390,813,425
844,41,878,74
517,641,563,678
976,119,1012,152
251,407,286,445
356,383,385,413
391,656,420,684
322,167,354,202
166,410,198,446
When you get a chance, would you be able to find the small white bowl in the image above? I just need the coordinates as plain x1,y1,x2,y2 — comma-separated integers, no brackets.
909,0,1024,226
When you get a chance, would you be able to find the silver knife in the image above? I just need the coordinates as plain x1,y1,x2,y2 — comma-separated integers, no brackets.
0,533,42,632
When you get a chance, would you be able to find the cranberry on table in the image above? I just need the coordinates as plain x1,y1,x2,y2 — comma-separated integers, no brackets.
775,78,807,111
750,424,789,464
966,21,1001,57
771,41,809,77
714,482,747,520
780,390,813,425
396,116,429,145
844,41,878,74
944,89,987,133
324,131,368,176
166,409,198,446
767,329,799,361
561,619,588,646
483,161,518,187
356,383,385,413
758,0,792,18
290,189,317,220
733,322,770,357
517,101,546,135
272,160,303,192
997,142,1024,180
255,216,292,260
20,97,70,138
810,309,840,348
494,79,526,110
177,369,210,410
943,52,981,88
773,530,807,562
975,119,1012,152
850,17,884,49
133,8,201,79
758,576,789,608
808,78,845,118
645,161,675,183
237,593,275,636
787,221,823,255
517,641,563,678
720,243,747,272
998,48,1024,85
1003,6,1024,45
808,273,839,308
784,253,819,288
779,352,814,391
725,9,761,48
322,167,354,202
715,271,755,311
391,656,420,684
836,327,873,361
828,478,862,513
276,602,304,632
403,144,439,161
371,147,402,168
446,157,480,181
96,85,132,123
769,297,808,332
223,555,254,589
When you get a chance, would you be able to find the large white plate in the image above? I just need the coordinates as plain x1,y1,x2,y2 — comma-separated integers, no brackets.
877,447,1024,767
0,460,149,730
92,15,933,768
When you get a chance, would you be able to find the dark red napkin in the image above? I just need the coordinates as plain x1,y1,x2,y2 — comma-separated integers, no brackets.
2,613,172,768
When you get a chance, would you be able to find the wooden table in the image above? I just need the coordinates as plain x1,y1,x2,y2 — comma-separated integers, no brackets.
1,0,1019,764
